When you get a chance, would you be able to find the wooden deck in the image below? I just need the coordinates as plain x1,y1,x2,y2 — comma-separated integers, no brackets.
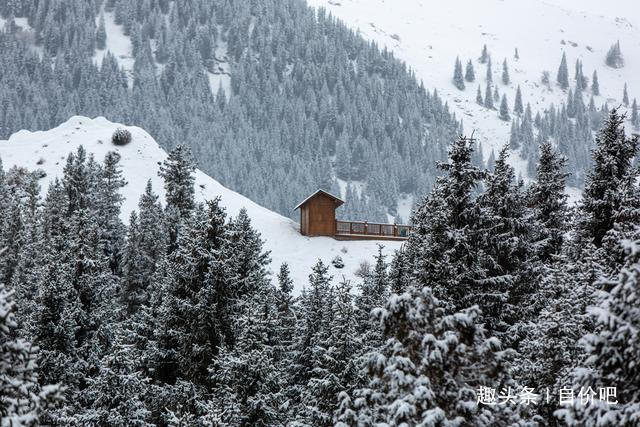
335,220,412,241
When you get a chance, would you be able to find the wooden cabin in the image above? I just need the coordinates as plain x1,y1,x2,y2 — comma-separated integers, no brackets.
295,189,344,237
295,189,412,241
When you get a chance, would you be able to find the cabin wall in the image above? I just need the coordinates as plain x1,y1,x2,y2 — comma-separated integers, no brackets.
307,196,337,236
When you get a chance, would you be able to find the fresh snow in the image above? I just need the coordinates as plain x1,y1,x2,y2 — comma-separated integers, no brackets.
93,6,135,85
307,0,640,179
0,116,402,294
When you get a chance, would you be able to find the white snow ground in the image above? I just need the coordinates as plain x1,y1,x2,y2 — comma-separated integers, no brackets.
0,116,402,294
307,0,640,179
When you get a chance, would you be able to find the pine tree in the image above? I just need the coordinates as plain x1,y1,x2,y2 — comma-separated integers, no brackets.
485,56,493,83
388,248,408,295
465,59,475,82
405,136,486,314
632,99,639,129
97,151,126,275
75,332,152,425
557,239,640,425
158,145,196,218
605,40,624,68
96,13,107,50
453,57,465,90
0,251,63,425
287,260,333,420
514,85,524,115
622,83,629,106
591,70,600,96
208,285,283,426
479,44,489,64
476,85,483,105
355,245,389,346
349,288,523,425
477,145,535,335
499,94,510,121
514,47,519,60
557,52,569,90
528,141,569,261
154,200,230,385
305,278,362,426
574,59,587,91
275,263,296,361
484,81,494,109
578,109,640,248
487,149,496,171
501,58,510,85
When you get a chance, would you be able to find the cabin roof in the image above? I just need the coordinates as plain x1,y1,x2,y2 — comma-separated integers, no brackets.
294,189,344,210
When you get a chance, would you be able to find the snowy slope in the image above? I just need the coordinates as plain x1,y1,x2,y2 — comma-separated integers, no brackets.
92,6,135,84
307,0,640,178
0,116,402,293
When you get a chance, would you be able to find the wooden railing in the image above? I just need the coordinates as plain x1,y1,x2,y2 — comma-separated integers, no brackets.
336,220,412,239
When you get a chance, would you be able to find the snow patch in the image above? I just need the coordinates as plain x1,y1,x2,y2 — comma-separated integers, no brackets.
93,7,135,85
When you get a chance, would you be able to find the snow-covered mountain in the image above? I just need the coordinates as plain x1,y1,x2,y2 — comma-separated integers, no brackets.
307,0,640,178
0,116,402,293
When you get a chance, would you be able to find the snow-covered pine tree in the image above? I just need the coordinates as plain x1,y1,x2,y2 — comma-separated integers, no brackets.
476,85,484,105
557,238,640,426
0,257,63,425
154,200,229,385
479,44,489,63
574,59,586,91
528,141,569,261
622,83,629,106
388,248,409,296
592,70,600,96
502,59,510,85
287,260,333,422
348,287,525,425
31,249,83,397
96,151,126,275
465,59,475,82
486,56,493,83
514,85,524,115
73,332,152,426
121,212,146,315
158,144,196,218
632,99,639,129
275,263,296,362
404,135,486,314
305,278,363,426
577,109,640,249
355,245,389,348
96,13,107,50
605,40,624,68
208,282,283,426
487,149,496,171
453,57,465,90
518,251,598,424
477,146,536,336
557,52,569,90
484,81,494,109
499,94,510,121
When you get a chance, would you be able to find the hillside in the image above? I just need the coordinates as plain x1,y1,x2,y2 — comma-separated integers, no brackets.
0,0,460,224
307,0,640,184
0,116,402,293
